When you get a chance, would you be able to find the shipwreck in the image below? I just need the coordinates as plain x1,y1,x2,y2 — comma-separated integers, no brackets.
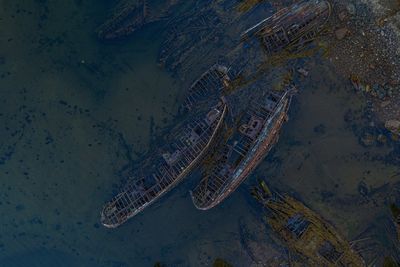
101,99,227,228
241,0,332,54
191,86,295,210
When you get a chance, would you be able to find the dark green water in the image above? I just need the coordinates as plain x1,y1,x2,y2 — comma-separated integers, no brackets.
0,1,399,266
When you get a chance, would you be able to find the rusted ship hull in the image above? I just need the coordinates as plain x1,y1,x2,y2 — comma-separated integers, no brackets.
101,100,227,228
241,0,332,54
191,89,293,210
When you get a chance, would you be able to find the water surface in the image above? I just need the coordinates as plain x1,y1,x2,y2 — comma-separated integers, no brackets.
0,1,399,266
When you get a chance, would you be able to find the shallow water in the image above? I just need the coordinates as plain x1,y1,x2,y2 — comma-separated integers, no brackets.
0,0,399,266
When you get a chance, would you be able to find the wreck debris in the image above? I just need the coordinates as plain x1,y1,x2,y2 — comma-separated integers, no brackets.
241,0,332,54
252,180,366,267
101,99,227,227
190,86,295,210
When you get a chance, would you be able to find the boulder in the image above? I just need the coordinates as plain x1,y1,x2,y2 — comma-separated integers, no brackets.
335,27,349,40
385,120,400,134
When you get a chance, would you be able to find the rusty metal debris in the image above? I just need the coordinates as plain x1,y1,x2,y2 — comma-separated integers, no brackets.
252,180,366,267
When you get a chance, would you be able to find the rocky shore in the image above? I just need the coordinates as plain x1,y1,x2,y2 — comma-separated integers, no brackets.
326,0,400,137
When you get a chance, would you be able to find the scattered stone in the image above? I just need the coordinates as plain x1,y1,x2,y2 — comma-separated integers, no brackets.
385,120,400,134
335,27,349,40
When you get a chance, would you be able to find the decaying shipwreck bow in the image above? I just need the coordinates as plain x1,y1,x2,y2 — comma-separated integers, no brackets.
100,0,332,227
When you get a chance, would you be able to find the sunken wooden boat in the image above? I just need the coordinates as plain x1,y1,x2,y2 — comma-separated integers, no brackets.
101,99,227,228
241,0,332,54
191,86,294,210
252,180,366,267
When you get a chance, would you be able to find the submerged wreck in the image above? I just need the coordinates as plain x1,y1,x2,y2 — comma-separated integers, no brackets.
97,1,148,40
241,0,331,54
191,86,295,210
252,180,366,267
97,0,180,40
101,99,227,227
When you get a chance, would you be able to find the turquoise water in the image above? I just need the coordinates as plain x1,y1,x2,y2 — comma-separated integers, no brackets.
0,0,399,266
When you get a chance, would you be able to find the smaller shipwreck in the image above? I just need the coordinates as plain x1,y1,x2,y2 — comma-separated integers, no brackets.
101,99,227,228
252,180,366,267
241,0,332,54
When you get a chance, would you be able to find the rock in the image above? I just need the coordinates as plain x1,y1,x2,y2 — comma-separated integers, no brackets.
346,3,356,15
385,120,400,134
335,27,349,40
380,100,391,108
338,11,348,21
